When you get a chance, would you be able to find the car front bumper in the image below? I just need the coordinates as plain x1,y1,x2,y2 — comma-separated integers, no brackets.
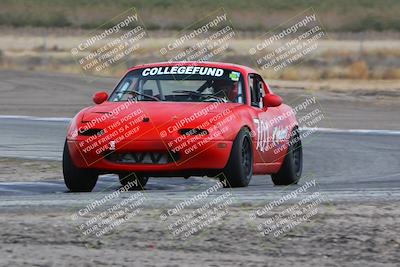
66,139,232,174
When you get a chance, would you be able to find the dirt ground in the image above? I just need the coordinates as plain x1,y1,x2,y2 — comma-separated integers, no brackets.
0,201,398,267
0,157,61,182
0,159,399,266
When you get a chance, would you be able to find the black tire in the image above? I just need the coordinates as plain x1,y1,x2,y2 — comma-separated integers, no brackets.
222,128,253,187
118,172,148,190
271,128,303,185
63,140,98,192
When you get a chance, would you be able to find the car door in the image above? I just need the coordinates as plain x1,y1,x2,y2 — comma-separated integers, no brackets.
248,73,283,165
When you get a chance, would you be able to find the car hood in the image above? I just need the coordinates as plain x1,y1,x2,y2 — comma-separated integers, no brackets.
82,101,240,124
79,101,242,140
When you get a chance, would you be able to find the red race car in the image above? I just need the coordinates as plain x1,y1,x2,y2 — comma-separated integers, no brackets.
63,61,303,192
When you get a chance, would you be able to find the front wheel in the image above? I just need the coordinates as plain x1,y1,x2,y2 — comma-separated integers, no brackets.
63,140,98,192
271,128,303,185
222,128,253,187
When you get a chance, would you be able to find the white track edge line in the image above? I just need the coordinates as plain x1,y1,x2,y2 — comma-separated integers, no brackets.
1,115,399,135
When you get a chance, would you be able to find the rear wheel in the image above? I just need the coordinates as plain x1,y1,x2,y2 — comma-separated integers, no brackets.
63,140,98,192
222,128,253,187
271,128,303,185
118,172,148,190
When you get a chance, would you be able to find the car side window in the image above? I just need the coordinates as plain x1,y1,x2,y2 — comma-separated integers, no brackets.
255,74,266,108
249,74,264,108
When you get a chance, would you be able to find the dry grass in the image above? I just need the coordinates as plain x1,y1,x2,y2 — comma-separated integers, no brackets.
348,61,369,79
382,68,400,79
280,68,300,80
0,29,399,81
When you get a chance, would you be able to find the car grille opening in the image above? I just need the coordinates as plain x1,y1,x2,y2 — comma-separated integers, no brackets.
79,128,105,136
106,151,178,164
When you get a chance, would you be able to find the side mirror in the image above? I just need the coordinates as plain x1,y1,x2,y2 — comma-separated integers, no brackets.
93,91,108,104
263,94,282,108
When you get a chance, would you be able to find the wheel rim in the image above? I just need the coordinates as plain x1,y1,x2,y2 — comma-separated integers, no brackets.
241,136,252,176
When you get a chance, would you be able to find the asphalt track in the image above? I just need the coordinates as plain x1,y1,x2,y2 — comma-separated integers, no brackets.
0,117,399,208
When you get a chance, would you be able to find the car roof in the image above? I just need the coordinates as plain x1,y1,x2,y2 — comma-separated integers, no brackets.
127,61,258,75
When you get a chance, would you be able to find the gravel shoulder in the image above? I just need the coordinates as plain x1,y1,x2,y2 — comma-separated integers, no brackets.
0,157,61,182
0,201,399,267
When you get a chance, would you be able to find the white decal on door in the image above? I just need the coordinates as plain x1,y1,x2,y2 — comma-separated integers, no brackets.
254,119,289,152
254,119,269,152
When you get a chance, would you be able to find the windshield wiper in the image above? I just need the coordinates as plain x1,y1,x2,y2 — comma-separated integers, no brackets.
119,90,161,101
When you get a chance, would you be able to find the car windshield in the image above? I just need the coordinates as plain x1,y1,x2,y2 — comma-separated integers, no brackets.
109,66,246,103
